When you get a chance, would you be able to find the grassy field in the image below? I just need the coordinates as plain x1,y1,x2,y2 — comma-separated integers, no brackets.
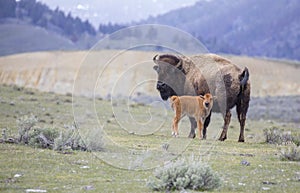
1,51,300,98
0,84,299,192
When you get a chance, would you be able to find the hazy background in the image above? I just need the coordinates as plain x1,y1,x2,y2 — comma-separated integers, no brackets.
0,0,299,60
37,0,199,26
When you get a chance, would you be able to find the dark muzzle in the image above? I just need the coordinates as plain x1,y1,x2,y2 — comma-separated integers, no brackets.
205,102,210,108
156,81,176,101
156,81,167,91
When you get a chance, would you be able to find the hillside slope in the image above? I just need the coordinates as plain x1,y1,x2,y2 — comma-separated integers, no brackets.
0,51,299,98
0,20,76,56
143,0,300,60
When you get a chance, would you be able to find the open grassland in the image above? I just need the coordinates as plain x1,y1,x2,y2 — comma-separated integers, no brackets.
0,51,300,192
0,51,299,98
0,85,300,192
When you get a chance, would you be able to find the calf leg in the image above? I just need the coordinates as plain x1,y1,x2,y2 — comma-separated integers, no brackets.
196,119,204,140
172,116,180,137
171,104,182,137
219,110,231,141
188,117,196,138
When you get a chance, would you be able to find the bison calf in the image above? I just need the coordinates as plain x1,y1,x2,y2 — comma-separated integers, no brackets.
170,93,214,139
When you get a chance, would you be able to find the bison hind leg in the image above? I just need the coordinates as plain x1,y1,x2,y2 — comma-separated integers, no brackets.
219,110,231,141
188,117,196,138
236,98,250,142
236,84,250,142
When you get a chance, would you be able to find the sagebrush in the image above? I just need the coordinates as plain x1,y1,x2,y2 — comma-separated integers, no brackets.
80,127,104,152
147,157,221,191
280,145,300,161
54,124,104,152
264,127,296,145
16,115,104,152
17,114,38,144
28,127,59,149
292,133,300,146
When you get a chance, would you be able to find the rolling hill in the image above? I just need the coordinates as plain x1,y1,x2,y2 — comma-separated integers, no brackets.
1,0,299,61
142,0,300,60
0,19,76,56
0,51,299,98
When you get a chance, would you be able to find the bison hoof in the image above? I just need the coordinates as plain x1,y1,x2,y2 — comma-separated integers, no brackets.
238,138,245,142
188,133,196,138
218,136,227,141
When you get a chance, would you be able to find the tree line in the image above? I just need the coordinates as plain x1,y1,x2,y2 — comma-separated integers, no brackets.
0,0,126,42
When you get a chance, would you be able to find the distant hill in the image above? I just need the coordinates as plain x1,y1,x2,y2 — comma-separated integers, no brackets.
0,0,96,39
141,0,300,60
1,0,299,61
0,0,100,56
0,19,76,56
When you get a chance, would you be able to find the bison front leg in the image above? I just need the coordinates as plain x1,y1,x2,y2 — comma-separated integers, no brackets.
188,117,196,138
219,111,231,141
203,111,212,139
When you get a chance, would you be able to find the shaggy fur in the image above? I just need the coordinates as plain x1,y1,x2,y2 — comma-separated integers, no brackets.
153,53,250,142
170,94,214,139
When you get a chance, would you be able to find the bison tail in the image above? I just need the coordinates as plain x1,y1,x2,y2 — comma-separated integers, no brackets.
237,67,250,104
240,67,249,86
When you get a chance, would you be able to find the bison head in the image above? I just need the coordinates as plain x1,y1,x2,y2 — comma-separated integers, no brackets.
153,54,187,100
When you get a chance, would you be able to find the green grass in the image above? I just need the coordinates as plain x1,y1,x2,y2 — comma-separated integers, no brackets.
0,84,299,192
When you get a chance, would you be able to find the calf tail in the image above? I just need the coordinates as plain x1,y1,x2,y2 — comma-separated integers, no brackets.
170,95,178,102
170,96,179,110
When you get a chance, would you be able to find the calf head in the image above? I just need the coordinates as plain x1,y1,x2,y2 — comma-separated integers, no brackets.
200,93,214,110
153,54,186,100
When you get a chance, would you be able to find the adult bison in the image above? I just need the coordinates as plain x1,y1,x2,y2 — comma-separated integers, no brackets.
153,53,250,142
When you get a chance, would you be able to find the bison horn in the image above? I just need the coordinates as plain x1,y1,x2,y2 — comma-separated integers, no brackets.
175,58,182,67
153,54,159,61
175,56,183,71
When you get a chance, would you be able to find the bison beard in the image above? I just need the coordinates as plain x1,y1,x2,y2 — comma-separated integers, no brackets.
153,53,251,142
156,81,177,101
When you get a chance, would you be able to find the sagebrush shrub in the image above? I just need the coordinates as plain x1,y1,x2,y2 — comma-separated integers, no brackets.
81,127,104,152
264,127,293,145
147,157,221,191
280,145,300,161
17,114,38,143
28,127,59,149
53,124,104,152
53,124,84,151
292,133,300,146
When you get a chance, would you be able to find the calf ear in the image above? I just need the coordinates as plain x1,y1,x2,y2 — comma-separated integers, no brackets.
199,95,204,99
213,96,217,100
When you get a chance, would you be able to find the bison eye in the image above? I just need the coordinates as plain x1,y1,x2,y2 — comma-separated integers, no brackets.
153,65,159,72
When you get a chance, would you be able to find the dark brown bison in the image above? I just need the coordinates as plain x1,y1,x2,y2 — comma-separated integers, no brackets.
153,53,250,142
